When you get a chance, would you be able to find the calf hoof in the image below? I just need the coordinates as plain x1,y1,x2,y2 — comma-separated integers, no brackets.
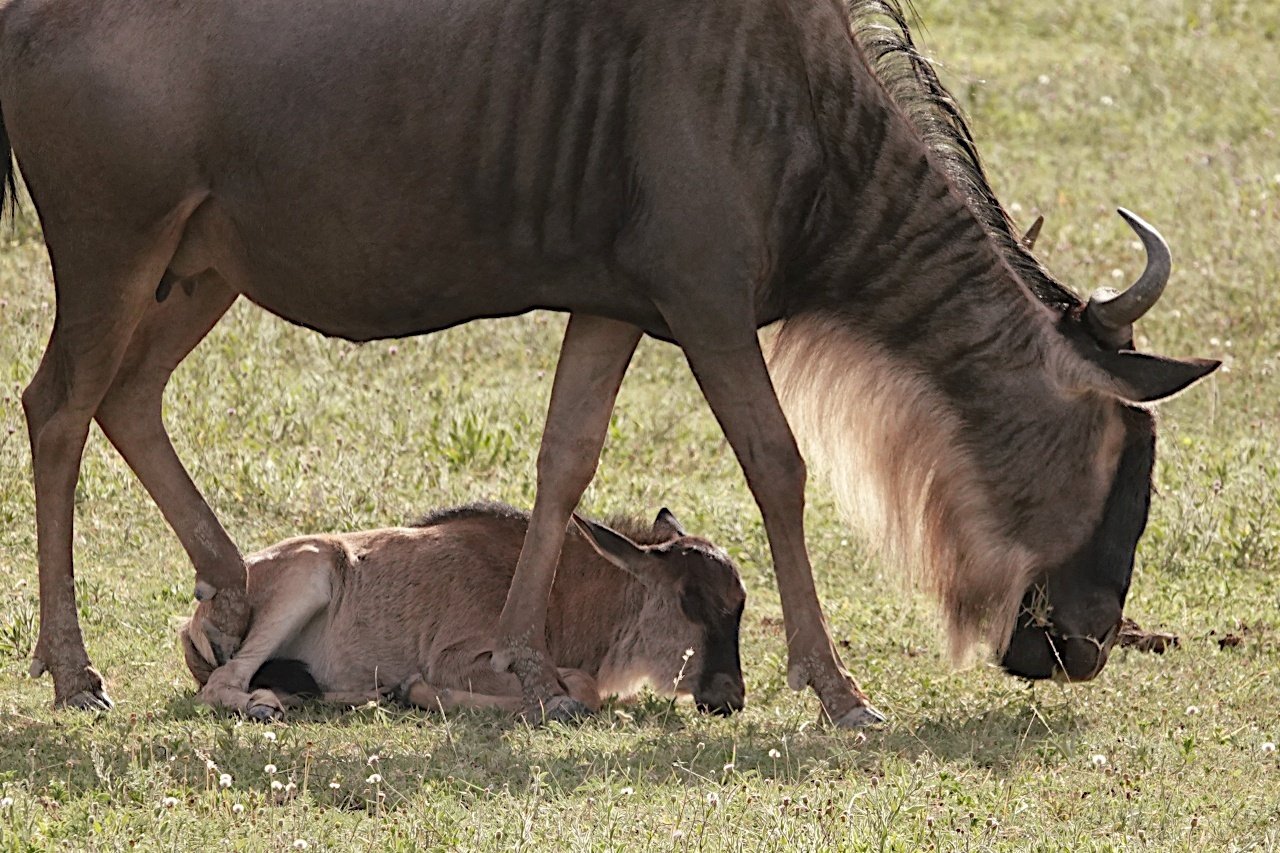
830,704,886,729
247,689,285,722
522,694,592,726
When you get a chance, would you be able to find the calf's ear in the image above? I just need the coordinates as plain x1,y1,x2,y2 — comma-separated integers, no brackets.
652,507,686,539
572,514,656,584
179,621,216,687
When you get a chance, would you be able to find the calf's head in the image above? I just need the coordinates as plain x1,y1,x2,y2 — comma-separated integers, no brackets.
575,509,747,715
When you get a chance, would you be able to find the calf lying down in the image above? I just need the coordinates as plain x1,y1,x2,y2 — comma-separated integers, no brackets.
181,503,747,720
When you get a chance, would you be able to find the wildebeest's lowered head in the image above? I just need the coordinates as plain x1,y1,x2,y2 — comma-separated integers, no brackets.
762,6,1220,686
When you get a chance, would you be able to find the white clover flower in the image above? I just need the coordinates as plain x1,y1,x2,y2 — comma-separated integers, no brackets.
722,763,735,773
619,787,634,797
205,760,218,771
271,780,284,792
1099,95,1114,107
162,796,179,808
367,754,380,765
1090,754,1108,768
1037,74,1050,85
1186,705,1201,716
232,803,245,815
329,781,341,790
1262,742,1276,754
284,781,297,793
293,841,309,850
262,731,277,742
219,774,233,788
768,749,781,759
366,773,382,785
0,797,12,809
264,764,277,775
706,792,720,807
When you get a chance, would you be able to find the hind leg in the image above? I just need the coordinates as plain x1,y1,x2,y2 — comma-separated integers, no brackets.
23,225,184,708
94,271,249,661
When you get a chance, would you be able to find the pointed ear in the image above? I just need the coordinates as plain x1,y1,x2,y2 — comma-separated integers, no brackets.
572,514,654,583
1084,350,1221,403
652,507,686,539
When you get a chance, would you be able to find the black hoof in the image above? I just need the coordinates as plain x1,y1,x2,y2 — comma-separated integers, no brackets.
831,704,886,729
60,688,114,712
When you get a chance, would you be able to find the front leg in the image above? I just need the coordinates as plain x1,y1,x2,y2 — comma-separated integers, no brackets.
491,314,641,722
669,327,884,728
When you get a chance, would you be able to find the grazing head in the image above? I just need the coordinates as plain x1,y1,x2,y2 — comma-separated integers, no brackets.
998,212,1217,682
574,509,747,715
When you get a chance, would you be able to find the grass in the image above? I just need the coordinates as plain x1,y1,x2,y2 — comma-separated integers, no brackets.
1,0,1278,849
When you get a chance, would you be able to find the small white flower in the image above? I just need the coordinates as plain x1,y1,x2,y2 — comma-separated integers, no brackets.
1186,705,1201,716
768,749,781,759
205,759,218,771
262,731,277,742
0,797,12,809
329,781,341,790
683,648,695,660
162,796,179,808
231,803,245,815
722,763,735,773
1261,742,1276,754
271,780,284,792
1110,268,1125,280
367,754,380,765
619,786,634,797
706,792,720,807
1090,754,1108,767
1100,95,1115,107
284,781,297,793
366,773,382,785
264,764,277,775
293,841,309,850
219,774,232,788
1037,74,1051,85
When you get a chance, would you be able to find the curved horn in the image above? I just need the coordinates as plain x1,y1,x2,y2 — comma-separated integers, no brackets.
1084,209,1171,345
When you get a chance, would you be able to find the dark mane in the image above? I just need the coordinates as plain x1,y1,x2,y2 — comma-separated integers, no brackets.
410,501,671,546
846,0,1080,312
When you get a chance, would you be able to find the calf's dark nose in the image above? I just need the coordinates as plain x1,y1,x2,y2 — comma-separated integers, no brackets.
696,672,746,716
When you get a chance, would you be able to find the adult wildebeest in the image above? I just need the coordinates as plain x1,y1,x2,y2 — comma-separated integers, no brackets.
181,503,747,719
1,0,1217,724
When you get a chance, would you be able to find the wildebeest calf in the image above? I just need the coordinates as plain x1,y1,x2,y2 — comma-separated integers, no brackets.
181,503,747,719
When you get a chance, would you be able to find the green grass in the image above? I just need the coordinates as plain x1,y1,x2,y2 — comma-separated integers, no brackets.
1,0,1278,849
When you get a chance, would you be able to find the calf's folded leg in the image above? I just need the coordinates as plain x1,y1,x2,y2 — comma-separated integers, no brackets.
199,542,336,720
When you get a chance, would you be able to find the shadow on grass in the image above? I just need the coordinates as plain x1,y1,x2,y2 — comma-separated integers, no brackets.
0,685,1086,810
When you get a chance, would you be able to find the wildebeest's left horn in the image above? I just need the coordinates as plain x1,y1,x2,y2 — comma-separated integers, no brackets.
1084,209,1171,347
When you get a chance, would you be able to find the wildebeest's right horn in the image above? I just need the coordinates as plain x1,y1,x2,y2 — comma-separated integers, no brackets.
1083,209,1171,347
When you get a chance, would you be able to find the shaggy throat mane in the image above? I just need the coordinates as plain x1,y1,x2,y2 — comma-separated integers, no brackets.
763,315,1036,659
